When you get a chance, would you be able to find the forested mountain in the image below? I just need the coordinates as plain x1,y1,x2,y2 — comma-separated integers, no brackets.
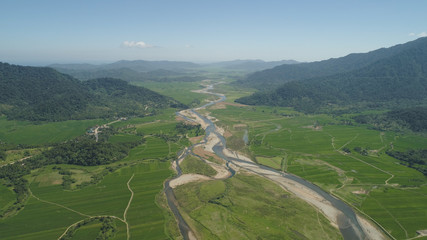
236,37,427,90
83,78,185,117
236,37,427,112
0,62,93,121
0,62,184,121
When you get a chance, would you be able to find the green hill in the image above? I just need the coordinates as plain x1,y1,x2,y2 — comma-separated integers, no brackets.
0,62,184,121
0,62,93,121
236,37,427,112
83,78,185,117
236,37,427,90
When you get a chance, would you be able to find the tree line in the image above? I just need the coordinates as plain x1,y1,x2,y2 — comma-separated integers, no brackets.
387,149,427,175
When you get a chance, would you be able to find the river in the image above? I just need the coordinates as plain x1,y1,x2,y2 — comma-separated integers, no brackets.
164,82,382,240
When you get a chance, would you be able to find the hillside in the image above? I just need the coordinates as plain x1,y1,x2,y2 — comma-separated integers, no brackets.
0,62,93,121
236,37,427,112
83,78,185,117
0,62,184,121
236,37,427,90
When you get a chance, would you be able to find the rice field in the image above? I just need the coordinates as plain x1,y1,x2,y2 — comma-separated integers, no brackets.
0,117,107,145
0,161,172,240
208,103,427,239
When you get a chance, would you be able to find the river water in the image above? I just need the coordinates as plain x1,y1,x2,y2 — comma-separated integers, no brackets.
164,83,367,240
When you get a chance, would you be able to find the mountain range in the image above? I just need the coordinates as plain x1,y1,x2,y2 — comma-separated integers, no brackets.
50,59,298,81
236,37,427,112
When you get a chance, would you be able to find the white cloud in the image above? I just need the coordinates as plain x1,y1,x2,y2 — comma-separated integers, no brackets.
122,41,154,48
409,32,427,37
185,44,194,48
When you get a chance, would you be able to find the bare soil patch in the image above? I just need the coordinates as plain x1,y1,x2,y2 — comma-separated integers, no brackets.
233,124,247,129
193,146,224,164
189,135,204,144
208,102,248,110
302,125,323,131
223,130,232,138
352,189,369,195
169,174,211,188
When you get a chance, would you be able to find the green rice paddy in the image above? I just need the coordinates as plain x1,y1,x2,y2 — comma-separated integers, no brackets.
208,103,427,239
0,161,172,240
0,117,107,145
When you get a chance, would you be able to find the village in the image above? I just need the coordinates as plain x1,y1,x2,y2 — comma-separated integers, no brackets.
87,117,128,142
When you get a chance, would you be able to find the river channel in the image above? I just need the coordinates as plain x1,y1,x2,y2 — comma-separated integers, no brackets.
164,82,371,240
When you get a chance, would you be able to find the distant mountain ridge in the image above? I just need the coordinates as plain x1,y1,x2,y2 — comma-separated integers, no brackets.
50,60,200,72
51,67,204,82
236,37,427,90
50,59,299,81
0,62,184,121
205,59,299,71
50,60,204,82
236,37,427,112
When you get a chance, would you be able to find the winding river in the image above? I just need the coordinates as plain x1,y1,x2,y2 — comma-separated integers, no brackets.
164,82,380,240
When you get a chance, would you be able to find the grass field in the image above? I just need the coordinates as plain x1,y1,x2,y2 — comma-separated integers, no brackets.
131,81,207,106
108,133,142,143
213,82,255,103
70,220,103,239
120,137,171,163
207,102,427,239
174,173,343,239
0,184,15,213
180,155,217,177
109,108,178,129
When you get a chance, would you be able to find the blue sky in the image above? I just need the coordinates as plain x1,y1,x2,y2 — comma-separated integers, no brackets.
1,0,426,65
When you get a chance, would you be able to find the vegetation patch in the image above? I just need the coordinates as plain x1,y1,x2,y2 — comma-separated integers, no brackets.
132,81,207,106
180,155,217,177
174,173,343,239
386,149,427,175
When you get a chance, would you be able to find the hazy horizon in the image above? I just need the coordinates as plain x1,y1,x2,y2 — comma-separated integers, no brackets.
2,0,427,66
